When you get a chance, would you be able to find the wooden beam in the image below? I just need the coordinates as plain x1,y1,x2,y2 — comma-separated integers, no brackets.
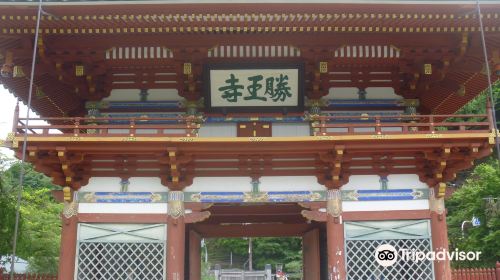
192,223,315,237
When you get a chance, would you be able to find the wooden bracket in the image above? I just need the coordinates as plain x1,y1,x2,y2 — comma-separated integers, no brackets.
185,211,211,224
301,210,326,222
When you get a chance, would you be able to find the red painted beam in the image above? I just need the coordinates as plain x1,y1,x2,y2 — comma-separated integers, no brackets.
192,223,316,237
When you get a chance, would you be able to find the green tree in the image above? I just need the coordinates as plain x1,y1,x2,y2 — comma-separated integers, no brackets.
450,81,499,126
0,154,17,261
447,160,500,268
206,237,302,273
0,158,62,274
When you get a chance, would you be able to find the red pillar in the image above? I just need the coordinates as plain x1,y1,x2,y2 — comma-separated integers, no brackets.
167,217,185,280
431,202,452,280
189,230,202,280
167,191,186,280
303,228,320,280
58,215,78,280
326,189,346,280
327,215,346,280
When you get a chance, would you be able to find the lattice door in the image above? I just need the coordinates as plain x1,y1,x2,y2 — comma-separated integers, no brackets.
344,220,435,280
76,223,166,280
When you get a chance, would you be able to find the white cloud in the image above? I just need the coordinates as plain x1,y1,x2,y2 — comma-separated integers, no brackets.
0,86,40,158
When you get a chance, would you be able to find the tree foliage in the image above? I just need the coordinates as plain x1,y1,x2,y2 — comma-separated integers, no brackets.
206,237,302,272
447,160,500,268
0,156,62,274
0,154,17,260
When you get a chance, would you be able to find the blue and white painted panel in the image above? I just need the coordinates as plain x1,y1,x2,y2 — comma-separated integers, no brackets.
186,191,325,203
78,192,167,203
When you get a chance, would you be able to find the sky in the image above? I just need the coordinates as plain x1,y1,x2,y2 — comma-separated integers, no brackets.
0,86,36,158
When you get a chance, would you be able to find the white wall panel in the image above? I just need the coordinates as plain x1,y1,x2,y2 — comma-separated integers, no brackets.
81,177,166,192
81,177,122,192
199,123,237,137
260,176,326,192
78,203,168,214
342,175,380,190
342,174,428,190
326,87,402,100
272,123,310,137
185,177,252,192
104,89,181,102
343,200,429,212
387,174,428,189
127,177,166,192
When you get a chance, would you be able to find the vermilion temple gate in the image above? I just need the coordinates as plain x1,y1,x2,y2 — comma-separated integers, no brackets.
1,1,499,280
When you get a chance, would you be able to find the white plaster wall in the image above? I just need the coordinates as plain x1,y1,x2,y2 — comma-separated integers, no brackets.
326,87,402,100
342,174,427,190
387,174,428,189
80,177,166,192
272,123,310,137
343,199,430,212
104,89,181,102
259,176,326,192
127,177,167,192
342,175,380,190
184,177,253,192
199,123,237,137
185,176,326,192
78,203,168,214
80,177,122,192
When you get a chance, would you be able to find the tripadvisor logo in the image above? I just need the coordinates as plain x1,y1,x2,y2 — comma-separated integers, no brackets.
375,244,398,267
374,244,482,267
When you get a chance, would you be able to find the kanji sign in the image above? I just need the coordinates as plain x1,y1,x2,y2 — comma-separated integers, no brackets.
204,63,304,113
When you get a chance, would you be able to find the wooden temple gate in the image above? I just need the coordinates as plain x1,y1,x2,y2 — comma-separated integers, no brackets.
1,1,499,280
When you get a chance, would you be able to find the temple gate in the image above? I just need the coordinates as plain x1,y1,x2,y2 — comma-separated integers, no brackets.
0,0,499,279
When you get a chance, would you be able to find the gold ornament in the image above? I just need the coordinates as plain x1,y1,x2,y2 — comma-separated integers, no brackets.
168,191,185,219
327,189,342,217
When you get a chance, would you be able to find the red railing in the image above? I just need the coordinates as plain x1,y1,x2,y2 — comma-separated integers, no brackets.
13,115,202,138
452,263,500,280
311,113,492,136
8,101,494,138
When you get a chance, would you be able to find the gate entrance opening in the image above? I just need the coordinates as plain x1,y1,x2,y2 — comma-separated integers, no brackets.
185,203,327,280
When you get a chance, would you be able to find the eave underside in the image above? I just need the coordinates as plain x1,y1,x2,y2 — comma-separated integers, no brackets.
12,134,493,190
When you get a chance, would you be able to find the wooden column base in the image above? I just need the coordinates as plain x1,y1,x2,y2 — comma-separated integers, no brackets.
58,215,78,280
327,216,346,280
167,217,186,280
431,211,452,280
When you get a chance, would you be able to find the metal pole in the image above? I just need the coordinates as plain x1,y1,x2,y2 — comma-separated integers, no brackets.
9,0,43,278
476,0,500,165
461,220,471,238
248,238,253,271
